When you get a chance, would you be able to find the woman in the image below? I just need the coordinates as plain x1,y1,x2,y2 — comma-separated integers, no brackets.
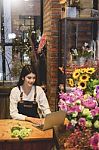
10,64,51,124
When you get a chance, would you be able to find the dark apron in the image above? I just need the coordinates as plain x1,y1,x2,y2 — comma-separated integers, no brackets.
17,86,39,118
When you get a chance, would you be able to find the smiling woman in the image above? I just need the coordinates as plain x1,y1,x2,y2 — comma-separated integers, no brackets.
10,64,51,124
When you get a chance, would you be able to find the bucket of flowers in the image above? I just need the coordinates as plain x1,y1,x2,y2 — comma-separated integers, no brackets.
68,67,99,96
58,87,99,150
71,42,94,66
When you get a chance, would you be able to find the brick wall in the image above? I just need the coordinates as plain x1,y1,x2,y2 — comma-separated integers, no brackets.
43,0,61,111
43,0,99,111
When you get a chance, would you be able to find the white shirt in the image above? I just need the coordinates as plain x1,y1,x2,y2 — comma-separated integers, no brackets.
10,85,51,120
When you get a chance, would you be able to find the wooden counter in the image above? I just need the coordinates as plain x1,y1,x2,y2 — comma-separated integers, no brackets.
0,119,53,150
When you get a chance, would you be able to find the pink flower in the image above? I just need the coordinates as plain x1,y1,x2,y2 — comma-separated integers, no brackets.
90,133,99,150
58,99,68,111
91,107,99,117
78,118,86,127
82,99,97,109
66,122,73,130
59,104,68,111
67,105,81,114
96,85,99,99
59,93,67,100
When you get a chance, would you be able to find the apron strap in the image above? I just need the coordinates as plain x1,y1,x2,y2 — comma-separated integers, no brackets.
34,85,37,101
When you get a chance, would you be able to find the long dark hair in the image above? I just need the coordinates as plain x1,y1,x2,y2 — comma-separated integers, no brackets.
17,64,37,87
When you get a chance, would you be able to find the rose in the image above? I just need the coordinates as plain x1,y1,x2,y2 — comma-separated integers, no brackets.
85,120,92,128
82,108,90,116
78,118,86,127
94,120,99,129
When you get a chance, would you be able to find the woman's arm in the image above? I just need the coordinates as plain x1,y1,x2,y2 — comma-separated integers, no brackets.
10,87,26,120
37,86,51,117
25,116,43,124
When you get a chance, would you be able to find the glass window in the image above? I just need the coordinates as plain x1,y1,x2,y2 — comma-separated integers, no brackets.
0,0,41,80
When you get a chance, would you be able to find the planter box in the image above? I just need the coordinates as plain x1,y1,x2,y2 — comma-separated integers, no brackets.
80,9,92,18
80,0,93,9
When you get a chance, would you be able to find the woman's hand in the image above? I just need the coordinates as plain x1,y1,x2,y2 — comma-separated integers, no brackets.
25,117,44,125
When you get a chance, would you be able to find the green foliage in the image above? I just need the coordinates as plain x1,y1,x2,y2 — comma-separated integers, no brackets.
11,125,32,140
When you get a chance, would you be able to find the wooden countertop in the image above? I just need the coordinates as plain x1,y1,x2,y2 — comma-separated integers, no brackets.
0,119,53,141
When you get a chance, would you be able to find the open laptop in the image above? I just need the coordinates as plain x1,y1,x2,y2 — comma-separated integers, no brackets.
32,110,66,131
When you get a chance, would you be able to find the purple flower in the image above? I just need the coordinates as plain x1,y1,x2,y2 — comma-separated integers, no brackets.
78,118,86,127
73,88,83,96
59,93,67,100
96,85,99,92
96,93,99,99
90,133,99,150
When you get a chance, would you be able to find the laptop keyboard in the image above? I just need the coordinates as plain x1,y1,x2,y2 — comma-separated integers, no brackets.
32,123,44,130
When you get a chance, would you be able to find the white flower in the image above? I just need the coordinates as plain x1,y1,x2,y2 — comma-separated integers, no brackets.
71,119,77,126
84,42,88,47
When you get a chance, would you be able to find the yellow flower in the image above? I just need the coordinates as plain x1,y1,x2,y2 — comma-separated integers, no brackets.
78,81,86,90
79,74,90,82
73,69,80,79
80,68,87,73
68,78,74,87
84,94,91,100
86,67,95,74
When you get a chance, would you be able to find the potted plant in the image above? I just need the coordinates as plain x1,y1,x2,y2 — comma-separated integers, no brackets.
71,42,94,65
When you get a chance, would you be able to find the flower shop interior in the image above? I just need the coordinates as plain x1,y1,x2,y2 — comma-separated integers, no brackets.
0,0,99,150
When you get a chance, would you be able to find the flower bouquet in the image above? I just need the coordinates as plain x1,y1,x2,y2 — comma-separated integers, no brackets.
71,42,94,59
58,88,99,150
68,67,99,95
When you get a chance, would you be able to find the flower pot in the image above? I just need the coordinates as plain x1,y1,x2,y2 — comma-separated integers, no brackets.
77,57,86,66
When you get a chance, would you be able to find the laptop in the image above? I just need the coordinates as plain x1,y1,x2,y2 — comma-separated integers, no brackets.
32,110,66,131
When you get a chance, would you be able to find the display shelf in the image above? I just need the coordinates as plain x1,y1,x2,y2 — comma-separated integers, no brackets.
58,17,99,91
